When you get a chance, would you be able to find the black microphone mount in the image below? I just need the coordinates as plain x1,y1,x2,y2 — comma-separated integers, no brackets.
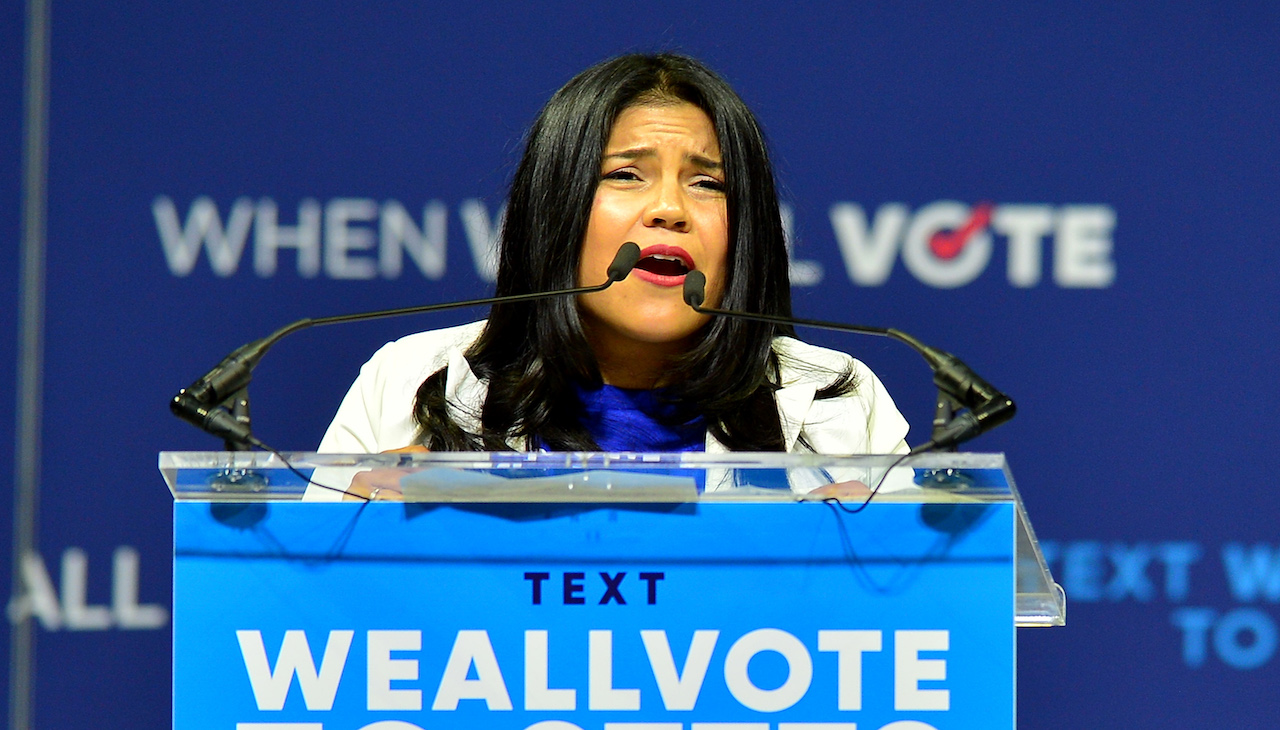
682,270,1015,454
171,242,643,450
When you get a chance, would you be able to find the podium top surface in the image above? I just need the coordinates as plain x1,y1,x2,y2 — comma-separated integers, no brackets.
159,451,1065,626
161,450,1019,503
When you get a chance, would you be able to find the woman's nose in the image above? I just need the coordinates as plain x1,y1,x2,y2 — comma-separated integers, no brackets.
643,182,689,232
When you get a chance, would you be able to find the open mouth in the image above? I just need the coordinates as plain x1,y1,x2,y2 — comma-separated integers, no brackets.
634,253,692,277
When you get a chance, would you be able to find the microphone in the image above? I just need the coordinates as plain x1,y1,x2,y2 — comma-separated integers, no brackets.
172,241,643,448
607,241,642,282
682,271,1015,453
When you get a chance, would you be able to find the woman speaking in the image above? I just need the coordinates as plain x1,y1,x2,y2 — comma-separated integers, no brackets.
315,53,908,493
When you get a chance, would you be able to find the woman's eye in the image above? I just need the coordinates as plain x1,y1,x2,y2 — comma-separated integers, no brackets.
694,178,726,192
602,170,640,182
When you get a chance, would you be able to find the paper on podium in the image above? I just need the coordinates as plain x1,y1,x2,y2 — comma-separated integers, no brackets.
399,467,699,502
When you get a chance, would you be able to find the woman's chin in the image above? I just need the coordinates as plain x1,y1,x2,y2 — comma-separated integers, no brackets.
612,318,708,347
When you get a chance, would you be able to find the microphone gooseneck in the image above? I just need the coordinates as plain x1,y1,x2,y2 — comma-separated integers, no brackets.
679,273,1015,453
172,242,643,449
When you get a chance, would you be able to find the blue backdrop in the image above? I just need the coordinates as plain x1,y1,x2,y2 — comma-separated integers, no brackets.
4,1,1279,727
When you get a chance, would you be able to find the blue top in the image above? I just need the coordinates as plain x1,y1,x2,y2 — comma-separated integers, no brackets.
576,383,705,453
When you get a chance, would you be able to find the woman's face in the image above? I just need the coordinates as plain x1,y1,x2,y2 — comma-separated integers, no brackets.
577,102,729,371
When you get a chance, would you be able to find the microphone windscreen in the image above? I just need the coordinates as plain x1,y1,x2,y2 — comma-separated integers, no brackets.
607,242,642,281
683,270,707,308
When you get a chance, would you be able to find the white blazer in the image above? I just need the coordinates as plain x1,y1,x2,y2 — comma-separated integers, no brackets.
310,321,910,498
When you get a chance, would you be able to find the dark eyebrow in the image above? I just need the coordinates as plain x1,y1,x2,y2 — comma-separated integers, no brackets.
603,147,723,171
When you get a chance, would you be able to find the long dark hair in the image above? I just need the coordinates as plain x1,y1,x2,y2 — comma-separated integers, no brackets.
413,53,824,451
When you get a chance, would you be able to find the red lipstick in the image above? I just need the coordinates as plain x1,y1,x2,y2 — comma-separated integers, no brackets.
632,245,694,287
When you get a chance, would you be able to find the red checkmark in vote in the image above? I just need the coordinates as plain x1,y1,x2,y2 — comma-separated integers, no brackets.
930,202,994,260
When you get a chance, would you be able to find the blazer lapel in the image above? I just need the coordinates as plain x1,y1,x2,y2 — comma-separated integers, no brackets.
774,381,817,452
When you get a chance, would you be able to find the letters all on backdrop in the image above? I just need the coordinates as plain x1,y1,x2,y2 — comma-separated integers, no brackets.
3,2,1280,728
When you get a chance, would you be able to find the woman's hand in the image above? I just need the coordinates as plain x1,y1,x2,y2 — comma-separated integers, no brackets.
806,480,871,500
343,444,429,502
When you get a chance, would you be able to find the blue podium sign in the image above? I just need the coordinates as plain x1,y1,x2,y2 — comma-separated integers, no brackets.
166,452,1055,730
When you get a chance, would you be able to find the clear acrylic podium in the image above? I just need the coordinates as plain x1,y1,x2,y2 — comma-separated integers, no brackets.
162,451,1063,730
